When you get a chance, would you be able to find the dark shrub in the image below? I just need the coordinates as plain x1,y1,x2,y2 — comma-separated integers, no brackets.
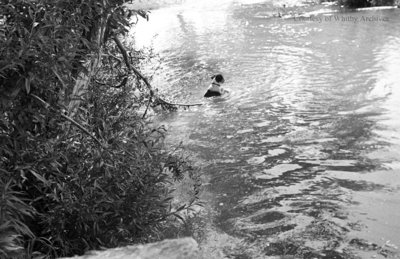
0,0,198,258
338,0,395,7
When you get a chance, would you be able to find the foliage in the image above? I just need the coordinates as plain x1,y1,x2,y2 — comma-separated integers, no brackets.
0,181,35,258
0,0,198,258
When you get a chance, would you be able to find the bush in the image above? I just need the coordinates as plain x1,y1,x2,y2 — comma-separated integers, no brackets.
338,0,396,7
0,180,35,258
0,0,198,257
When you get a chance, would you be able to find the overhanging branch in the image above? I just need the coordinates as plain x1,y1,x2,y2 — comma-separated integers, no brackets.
112,36,203,109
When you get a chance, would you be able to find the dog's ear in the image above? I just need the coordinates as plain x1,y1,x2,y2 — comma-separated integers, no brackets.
211,75,215,79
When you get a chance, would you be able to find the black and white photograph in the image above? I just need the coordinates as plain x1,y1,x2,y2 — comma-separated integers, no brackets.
1,0,400,258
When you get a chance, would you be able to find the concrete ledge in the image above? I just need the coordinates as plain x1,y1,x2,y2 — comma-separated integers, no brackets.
61,237,199,259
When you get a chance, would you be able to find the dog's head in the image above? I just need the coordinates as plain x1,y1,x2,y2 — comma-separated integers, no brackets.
211,74,225,84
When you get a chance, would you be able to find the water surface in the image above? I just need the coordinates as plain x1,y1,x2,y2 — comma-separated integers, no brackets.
133,1,400,258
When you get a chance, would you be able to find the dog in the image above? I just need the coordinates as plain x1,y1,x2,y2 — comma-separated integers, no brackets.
204,74,225,97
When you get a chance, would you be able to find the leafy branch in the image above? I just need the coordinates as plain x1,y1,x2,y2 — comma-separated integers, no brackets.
30,94,105,147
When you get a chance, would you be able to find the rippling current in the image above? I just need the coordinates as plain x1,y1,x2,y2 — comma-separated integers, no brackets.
133,1,400,258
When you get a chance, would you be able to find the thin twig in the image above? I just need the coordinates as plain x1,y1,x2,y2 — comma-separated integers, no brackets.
94,77,128,88
59,113,104,147
142,95,152,119
52,68,67,89
30,94,105,148
159,99,203,107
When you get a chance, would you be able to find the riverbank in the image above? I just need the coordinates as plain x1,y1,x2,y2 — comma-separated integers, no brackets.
337,0,400,8
0,1,204,258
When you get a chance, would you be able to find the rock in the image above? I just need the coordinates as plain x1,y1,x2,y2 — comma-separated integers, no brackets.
61,237,199,259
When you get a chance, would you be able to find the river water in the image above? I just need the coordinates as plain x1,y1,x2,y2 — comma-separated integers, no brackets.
133,1,400,258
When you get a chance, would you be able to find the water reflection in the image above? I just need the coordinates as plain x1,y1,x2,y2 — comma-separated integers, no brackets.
133,1,400,258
